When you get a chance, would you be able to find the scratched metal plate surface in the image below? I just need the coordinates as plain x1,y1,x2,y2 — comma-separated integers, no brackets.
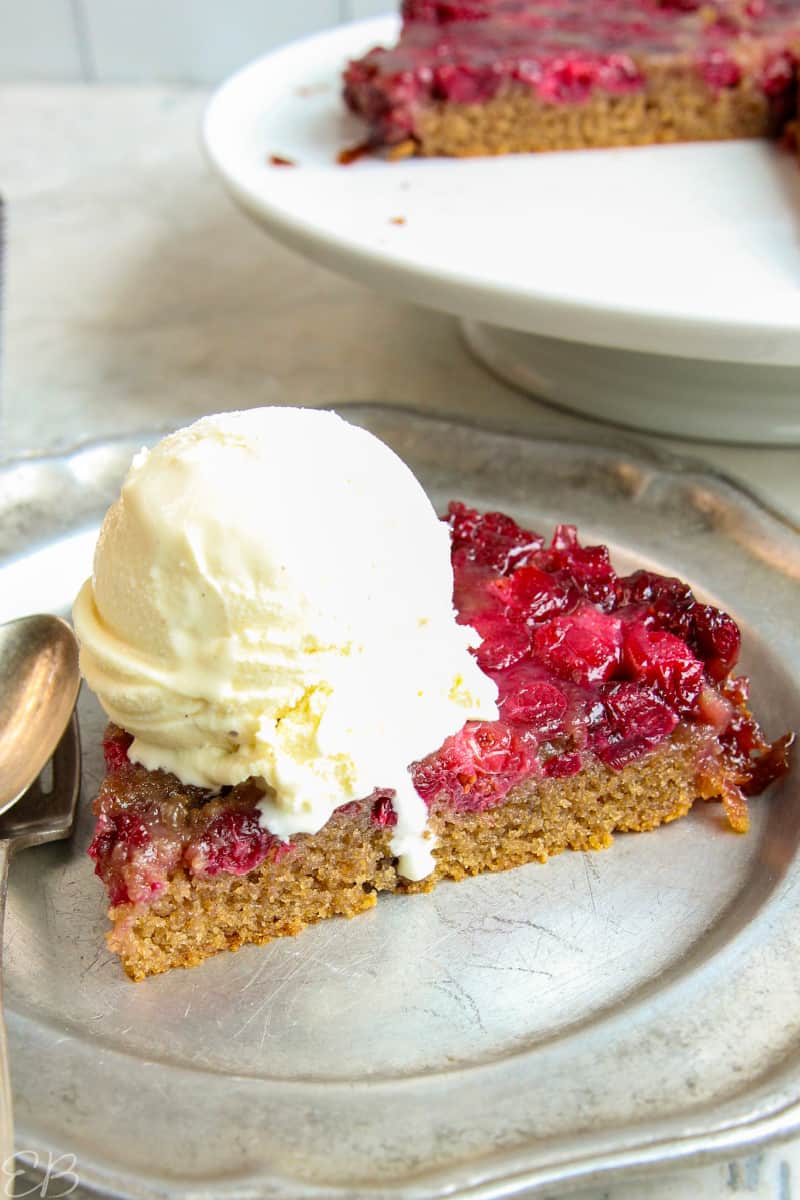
1,405,800,1200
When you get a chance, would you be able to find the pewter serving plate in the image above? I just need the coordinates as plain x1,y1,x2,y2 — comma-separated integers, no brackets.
1,406,799,1200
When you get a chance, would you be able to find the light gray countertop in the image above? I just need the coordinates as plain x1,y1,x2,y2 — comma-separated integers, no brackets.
1,83,799,1200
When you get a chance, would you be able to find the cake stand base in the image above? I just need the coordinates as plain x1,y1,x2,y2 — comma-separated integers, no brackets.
461,321,800,445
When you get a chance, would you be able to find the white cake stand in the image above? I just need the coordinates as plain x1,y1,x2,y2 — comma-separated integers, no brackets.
203,16,800,444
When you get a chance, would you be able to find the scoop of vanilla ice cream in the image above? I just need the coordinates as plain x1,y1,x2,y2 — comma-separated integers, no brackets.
73,407,498,879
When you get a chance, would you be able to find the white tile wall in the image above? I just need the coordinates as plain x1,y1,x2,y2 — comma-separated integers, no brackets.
0,0,85,80
347,0,393,16
0,0,394,83
82,0,344,83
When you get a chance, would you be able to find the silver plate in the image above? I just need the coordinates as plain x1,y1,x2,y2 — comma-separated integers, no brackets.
1,405,799,1200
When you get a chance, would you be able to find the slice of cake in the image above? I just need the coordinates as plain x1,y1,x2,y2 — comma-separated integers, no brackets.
343,0,800,157
74,409,791,980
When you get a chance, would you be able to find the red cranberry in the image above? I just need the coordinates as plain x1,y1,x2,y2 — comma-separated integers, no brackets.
113,810,151,850
537,56,601,104
403,0,489,20
623,621,705,712
591,683,677,770
533,605,623,687
761,50,795,97
103,732,133,772
87,803,178,907
474,615,533,671
488,564,571,622
412,720,536,812
447,499,480,543
371,794,398,827
700,51,742,90
533,53,641,103
88,808,150,860
551,524,580,555
616,569,693,609
87,812,119,863
690,603,741,680
649,594,695,640
498,673,568,734
471,722,527,773
595,733,657,770
562,544,618,608
616,570,697,638
447,501,544,573
513,59,544,88
188,809,278,877
598,54,644,92
544,752,582,779
604,682,677,741
433,63,494,103
452,554,495,616
107,879,131,907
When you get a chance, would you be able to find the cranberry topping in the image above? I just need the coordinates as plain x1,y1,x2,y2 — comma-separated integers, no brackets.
423,503,788,815
344,0,800,145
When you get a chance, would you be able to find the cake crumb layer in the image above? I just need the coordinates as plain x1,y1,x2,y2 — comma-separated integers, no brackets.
413,76,783,156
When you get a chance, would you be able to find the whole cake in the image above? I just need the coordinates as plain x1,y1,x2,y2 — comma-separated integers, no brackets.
343,0,800,157
73,408,791,980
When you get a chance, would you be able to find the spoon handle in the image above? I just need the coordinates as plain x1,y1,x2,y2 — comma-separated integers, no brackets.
0,840,13,1192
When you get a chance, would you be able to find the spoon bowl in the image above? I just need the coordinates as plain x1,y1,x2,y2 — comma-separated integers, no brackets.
0,615,80,816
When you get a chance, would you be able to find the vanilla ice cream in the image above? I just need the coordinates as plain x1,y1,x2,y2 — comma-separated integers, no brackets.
73,407,498,880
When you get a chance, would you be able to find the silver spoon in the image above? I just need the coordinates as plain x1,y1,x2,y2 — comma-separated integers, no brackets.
0,615,81,1188
0,615,80,816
